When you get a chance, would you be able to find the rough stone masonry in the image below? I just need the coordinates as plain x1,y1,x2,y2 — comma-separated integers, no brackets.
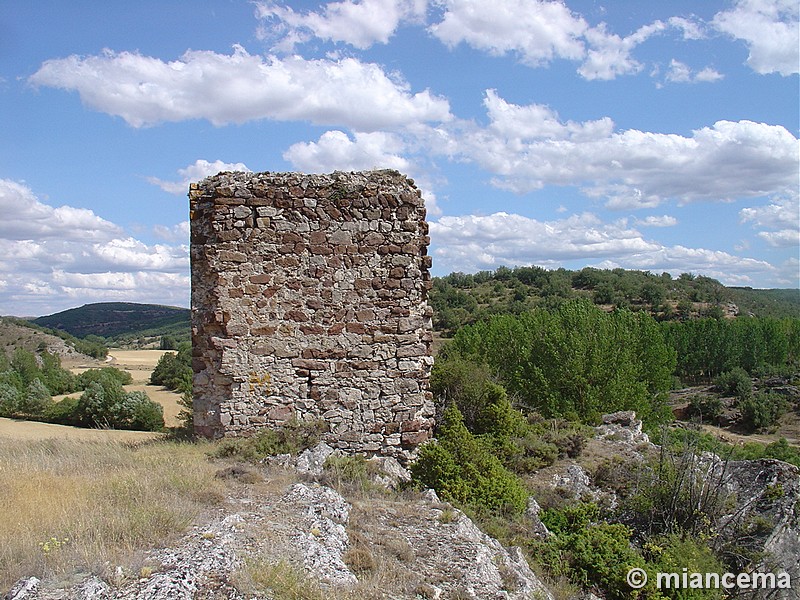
189,170,435,460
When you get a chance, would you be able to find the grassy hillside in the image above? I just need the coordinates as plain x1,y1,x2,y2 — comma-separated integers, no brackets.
33,302,190,346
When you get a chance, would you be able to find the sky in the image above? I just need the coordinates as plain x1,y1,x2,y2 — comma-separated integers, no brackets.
1,0,798,317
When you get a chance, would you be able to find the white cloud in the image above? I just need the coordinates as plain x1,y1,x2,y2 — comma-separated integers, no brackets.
430,211,780,287
256,0,427,50
427,94,799,208
595,246,776,286
88,238,188,272
0,179,123,241
153,221,191,243
578,21,667,80
667,16,706,40
148,159,251,195
30,46,451,131
430,212,660,271
429,0,587,66
713,0,800,75
634,215,678,227
284,130,411,173
0,180,189,316
284,129,442,215
740,193,800,247
664,59,724,84
482,89,613,141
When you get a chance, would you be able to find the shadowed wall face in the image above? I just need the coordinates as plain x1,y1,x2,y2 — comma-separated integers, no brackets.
190,170,435,459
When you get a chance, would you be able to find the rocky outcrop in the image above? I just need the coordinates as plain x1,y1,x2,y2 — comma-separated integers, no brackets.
5,464,555,600
715,458,800,597
347,490,556,600
590,412,799,599
596,410,653,447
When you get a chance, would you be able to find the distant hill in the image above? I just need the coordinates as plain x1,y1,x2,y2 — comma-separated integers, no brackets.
430,266,800,335
33,302,190,342
0,317,102,360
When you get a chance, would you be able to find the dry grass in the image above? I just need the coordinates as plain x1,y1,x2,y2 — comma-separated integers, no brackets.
0,438,225,589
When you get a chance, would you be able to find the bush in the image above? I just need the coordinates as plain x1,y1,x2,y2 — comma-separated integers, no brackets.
75,377,163,431
18,378,52,417
151,345,192,394
121,391,165,431
77,367,132,389
714,368,752,399
410,404,529,514
210,420,327,461
43,397,81,426
534,503,651,600
0,383,21,417
644,534,726,600
738,391,788,432
431,355,526,440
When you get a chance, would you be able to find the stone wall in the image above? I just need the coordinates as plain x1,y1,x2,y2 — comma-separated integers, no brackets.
189,170,435,460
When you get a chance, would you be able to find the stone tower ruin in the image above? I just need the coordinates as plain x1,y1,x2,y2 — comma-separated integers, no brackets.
189,170,435,460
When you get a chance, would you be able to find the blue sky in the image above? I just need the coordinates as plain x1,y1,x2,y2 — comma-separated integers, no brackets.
1,0,798,316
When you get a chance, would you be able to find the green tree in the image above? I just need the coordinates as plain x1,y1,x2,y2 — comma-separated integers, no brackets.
449,300,675,425
19,378,52,416
0,383,21,417
11,348,39,387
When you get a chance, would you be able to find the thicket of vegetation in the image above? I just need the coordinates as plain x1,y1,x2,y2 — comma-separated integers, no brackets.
411,272,798,599
663,317,800,382
150,342,193,394
444,300,677,425
0,348,163,431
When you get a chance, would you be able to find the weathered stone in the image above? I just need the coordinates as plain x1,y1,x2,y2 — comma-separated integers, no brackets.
190,170,434,461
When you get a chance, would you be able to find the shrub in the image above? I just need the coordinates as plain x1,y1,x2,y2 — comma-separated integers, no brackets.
738,391,788,432
121,391,165,431
622,446,732,538
150,345,192,394
43,397,81,426
431,355,526,440
714,368,752,399
503,430,559,473
210,419,327,461
534,503,651,600
19,378,52,417
410,404,528,514
0,382,21,417
644,534,726,600
77,367,132,389
75,377,164,431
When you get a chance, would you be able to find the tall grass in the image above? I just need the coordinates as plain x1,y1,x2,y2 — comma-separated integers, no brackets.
0,438,225,589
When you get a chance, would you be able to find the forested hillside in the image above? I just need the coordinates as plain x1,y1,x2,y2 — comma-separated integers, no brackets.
430,266,799,335
32,302,190,348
